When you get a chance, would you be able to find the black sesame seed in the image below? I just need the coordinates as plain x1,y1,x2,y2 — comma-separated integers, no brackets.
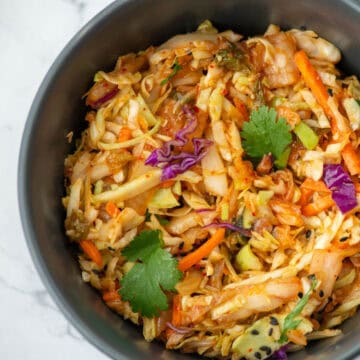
328,296,333,302
327,88,333,96
178,242,184,250
339,236,349,242
298,292,303,299
268,328,273,336
305,230,312,239
319,290,325,298
270,316,279,326
251,329,260,335
254,352,262,359
260,346,272,355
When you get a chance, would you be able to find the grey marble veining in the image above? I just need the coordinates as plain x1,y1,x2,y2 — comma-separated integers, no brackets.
0,0,112,358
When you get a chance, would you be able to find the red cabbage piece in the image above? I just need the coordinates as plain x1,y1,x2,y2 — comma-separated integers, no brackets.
273,345,288,360
93,87,119,109
204,222,251,237
145,107,212,180
323,164,357,214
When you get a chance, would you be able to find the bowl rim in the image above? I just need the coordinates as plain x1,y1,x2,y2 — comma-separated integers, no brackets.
17,0,360,359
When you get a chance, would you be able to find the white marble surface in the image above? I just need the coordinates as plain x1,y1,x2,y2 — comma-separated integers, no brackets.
0,1,113,358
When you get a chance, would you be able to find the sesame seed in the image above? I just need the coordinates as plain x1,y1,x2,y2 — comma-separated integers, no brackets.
339,236,349,242
298,292,303,299
268,328,273,336
254,352,262,359
305,230,312,239
319,290,324,298
260,346,272,355
327,88,333,96
270,316,279,325
251,329,260,335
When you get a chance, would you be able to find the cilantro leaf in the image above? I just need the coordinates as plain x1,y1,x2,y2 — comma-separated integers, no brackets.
241,106,292,164
160,58,182,86
279,277,318,343
120,230,182,317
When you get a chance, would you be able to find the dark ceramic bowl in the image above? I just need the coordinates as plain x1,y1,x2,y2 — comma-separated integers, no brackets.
18,0,360,359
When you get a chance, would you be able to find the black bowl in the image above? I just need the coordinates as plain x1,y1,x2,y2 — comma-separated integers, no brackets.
18,0,360,359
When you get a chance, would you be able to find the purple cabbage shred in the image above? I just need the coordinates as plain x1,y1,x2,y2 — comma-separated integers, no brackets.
145,106,212,180
204,221,251,237
323,164,358,214
273,345,288,360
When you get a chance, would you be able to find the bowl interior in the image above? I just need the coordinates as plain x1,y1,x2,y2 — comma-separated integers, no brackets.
19,0,360,359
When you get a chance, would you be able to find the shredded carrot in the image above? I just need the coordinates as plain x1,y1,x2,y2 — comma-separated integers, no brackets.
233,97,249,123
355,182,360,193
302,195,334,216
277,105,301,128
178,229,225,272
294,50,348,135
341,143,360,176
299,179,330,206
79,240,103,267
287,329,307,346
102,290,121,302
105,201,120,217
171,294,182,326
118,126,132,142
159,180,175,188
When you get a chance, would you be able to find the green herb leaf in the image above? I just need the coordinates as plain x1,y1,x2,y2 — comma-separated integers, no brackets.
156,215,170,225
241,106,292,165
215,45,244,71
279,277,318,343
120,230,182,317
160,58,182,86
356,99,360,107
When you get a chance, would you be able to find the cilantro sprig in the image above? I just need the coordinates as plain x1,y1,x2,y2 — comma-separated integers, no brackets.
119,230,182,317
241,106,292,167
279,276,318,344
160,58,182,86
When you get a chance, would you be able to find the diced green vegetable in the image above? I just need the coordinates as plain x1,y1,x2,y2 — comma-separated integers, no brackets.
94,180,103,195
257,190,274,205
242,207,255,229
274,147,291,169
232,314,313,359
294,121,319,150
221,203,229,221
197,19,218,33
172,181,182,196
155,215,170,225
148,188,180,209
215,45,244,71
271,96,285,108
235,244,263,271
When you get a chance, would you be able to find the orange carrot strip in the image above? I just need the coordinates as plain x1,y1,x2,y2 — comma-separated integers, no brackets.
300,178,331,193
159,180,175,188
287,329,307,346
118,126,132,142
178,229,225,272
105,201,120,218
299,179,330,206
102,291,121,302
233,97,249,123
302,195,334,217
341,143,360,176
294,50,345,135
79,240,103,267
171,295,182,327
355,183,360,193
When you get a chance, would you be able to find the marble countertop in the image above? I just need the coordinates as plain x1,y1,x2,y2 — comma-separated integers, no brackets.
0,0,112,358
